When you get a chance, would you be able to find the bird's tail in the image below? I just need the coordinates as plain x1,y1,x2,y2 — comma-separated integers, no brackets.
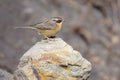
14,26,37,30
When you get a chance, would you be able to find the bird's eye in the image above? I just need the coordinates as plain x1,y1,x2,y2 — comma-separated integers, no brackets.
56,20,62,23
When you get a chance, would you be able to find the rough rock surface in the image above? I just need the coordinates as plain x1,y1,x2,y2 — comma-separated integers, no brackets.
0,69,13,80
14,38,91,80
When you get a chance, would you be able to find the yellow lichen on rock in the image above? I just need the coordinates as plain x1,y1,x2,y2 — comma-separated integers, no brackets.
14,38,92,80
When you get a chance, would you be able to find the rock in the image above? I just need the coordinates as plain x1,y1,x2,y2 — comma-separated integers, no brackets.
14,38,92,80
0,69,13,80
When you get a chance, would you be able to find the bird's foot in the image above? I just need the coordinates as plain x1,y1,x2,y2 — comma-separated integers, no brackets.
49,36,56,38
43,36,56,42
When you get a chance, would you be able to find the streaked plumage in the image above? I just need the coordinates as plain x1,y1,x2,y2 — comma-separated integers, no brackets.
15,17,64,39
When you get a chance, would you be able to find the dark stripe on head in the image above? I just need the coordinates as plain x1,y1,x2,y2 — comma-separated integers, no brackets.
56,20,62,23
53,17,62,20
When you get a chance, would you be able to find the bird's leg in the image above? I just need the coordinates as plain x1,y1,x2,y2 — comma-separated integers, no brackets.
38,32,49,40
44,36,56,41
43,35,50,40
49,36,56,41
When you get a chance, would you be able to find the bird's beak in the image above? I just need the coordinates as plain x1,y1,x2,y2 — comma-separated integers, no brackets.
63,20,65,22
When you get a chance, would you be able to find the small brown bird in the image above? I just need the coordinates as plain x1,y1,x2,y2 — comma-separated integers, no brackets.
15,17,64,39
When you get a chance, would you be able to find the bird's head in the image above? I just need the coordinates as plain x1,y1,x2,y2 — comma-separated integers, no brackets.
51,17,64,24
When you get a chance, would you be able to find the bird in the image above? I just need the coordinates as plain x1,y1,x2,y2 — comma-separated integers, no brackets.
15,17,64,39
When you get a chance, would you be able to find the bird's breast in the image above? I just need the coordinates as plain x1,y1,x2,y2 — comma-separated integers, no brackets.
38,23,62,37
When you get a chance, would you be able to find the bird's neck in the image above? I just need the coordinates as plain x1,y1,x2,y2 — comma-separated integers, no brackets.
55,23,62,31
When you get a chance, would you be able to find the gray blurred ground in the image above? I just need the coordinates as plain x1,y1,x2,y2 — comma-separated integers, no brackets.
0,0,120,80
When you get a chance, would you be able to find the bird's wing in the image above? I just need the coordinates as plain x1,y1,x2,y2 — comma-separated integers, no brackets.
33,20,56,30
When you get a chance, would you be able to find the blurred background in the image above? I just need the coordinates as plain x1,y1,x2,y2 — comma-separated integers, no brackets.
0,0,120,80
